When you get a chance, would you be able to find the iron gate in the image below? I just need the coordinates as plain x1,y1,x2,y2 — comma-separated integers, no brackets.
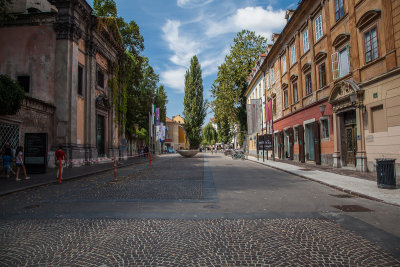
0,122,20,151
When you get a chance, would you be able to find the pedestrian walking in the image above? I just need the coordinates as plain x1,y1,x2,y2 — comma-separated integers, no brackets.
2,149,14,178
15,146,30,181
55,145,68,180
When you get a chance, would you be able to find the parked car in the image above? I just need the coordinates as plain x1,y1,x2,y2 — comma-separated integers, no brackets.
168,147,175,153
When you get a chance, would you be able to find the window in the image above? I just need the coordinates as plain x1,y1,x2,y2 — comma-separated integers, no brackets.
284,90,288,108
290,44,296,64
318,63,326,88
17,76,30,93
315,14,323,41
273,98,276,115
282,55,286,74
294,126,299,143
335,0,344,21
78,65,84,96
321,118,330,139
305,73,312,95
303,29,309,53
364,27,378,63
97,67,105,89
332,45,350,79
271,68,275,84
371,105,385,133
293,82,298,103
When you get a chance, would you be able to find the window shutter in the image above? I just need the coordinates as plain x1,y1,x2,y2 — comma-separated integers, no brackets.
331,52,339,80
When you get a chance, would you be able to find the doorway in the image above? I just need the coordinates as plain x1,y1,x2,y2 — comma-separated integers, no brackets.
96,114,105,157
343,110,356,166
305,123,314,161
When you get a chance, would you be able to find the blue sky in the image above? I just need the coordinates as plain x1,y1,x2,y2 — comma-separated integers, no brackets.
87,0,298,124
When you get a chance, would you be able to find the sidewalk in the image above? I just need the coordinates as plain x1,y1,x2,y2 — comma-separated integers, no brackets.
0,156,150,196
247,155,400,207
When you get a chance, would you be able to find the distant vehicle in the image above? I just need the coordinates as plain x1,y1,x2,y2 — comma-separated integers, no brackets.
168,147,175,153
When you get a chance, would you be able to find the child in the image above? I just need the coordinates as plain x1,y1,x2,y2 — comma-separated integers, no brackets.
2,150,13,178
15,146,30,181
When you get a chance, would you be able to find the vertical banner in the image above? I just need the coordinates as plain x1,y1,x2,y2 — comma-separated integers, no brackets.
247,99,262,134
149,112,153,137
266,99,273,134
156,108,160,126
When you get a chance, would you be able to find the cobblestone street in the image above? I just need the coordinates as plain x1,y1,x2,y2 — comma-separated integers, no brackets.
0,153,400,266
1,218,400,266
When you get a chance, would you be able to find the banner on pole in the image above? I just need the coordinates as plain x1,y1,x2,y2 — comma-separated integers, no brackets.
266,99,273,134
246,99,262,134
156,108,160,126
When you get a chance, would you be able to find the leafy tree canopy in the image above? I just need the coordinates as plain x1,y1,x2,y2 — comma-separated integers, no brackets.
211,30,267,146
202,122,217,146
0,75,25,115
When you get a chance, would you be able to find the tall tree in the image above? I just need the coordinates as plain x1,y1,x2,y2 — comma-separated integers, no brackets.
202,122,217,146
212,30,267,146
155,85,168,124
183,55,207,149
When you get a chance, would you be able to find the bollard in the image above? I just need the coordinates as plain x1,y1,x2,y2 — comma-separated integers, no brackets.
58,160,62,183
113,156,117,181
149,152,151,165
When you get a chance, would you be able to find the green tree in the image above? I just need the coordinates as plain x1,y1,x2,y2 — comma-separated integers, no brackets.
0,75,25,115
0,0,13,23
93,0,117,17
183,55,207,149
212,30,267,146
155,85,168,124
202,122,217,145
217,119,231,144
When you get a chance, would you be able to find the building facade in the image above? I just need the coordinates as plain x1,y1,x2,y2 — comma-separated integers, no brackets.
165,116,189,151
246,0,400,175
0,0,125,168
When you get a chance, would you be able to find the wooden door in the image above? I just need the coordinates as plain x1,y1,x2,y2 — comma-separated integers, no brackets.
299,125,305,163
277,132,282,159
345,125,356,165
289,128,294,160
313,121,321,165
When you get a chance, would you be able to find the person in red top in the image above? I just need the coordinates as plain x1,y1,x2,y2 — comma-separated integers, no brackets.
55,145,68,179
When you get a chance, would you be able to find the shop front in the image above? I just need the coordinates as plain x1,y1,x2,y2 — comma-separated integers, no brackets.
273,99,333,166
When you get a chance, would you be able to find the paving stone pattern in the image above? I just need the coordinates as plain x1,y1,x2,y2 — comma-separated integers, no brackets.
1,218,399,266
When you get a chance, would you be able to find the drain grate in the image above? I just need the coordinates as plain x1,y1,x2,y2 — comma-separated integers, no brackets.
203,204,220,209
332,205,373,212
330,194,355,198
298,168,312,171
24,204,40,209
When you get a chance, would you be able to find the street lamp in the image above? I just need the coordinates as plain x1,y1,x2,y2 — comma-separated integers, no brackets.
349,93,357,104
320,104,326,116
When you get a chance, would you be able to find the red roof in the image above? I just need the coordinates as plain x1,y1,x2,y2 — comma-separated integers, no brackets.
166,117,173,122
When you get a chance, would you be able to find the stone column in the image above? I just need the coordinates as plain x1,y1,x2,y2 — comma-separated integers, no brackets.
356,101,367,172
332,111,341,168
53,20,81,163
85,40,98,163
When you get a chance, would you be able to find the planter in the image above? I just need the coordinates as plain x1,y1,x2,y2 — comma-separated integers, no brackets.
177,150,199,158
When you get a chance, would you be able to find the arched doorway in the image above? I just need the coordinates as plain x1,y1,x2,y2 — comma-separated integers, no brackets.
328,80,367,172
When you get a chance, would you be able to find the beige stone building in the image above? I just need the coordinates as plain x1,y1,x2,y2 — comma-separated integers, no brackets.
0,0,124,169
165,116,189,151
247,0,400,175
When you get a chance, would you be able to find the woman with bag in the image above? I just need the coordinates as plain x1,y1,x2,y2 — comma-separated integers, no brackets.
15,146,30,181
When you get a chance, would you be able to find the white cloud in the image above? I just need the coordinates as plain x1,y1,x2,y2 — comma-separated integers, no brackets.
160,68,186,93
162,19,201,67
177,0,214,8
205,6,286,39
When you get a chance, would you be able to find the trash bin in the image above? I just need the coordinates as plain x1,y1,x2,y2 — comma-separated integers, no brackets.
376,159,396,189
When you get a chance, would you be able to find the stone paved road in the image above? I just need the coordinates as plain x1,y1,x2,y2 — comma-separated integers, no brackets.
0,153,400,266
1,218,400,267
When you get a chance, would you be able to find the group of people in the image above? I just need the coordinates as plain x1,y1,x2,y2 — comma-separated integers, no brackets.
1,143,68,182
1,143,30,181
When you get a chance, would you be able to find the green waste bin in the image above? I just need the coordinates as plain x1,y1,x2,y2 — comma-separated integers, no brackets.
376,159,396,189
